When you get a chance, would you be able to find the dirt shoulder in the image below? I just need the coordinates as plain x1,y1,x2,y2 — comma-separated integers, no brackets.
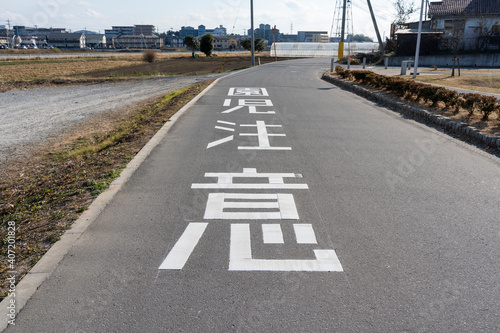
0,80,213,299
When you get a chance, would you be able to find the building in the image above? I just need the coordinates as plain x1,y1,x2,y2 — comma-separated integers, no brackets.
179,26,197,39
280,34,298,42
113,35,163,49
86,34,107,48
213,36,239,50
46,33,86,48
134,25,156,36
12,26,66,37
248,24,280,43
297,31,328,42
312,34,329,43
105,26,135,41
428,0,500,50
213,25,227,36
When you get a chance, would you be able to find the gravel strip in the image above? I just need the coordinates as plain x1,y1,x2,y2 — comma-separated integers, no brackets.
0,74,224,163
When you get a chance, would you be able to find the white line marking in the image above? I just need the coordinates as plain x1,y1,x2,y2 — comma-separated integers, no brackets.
262,224,284,244
159,223,208,270
229,224,344,272
204,193,299,220
222,105,244,113
207,135,233,149
223,99,231,106
293,224,318,244
238,147,292,151
217,120,236,126
215,126,235,132
192,184,309,189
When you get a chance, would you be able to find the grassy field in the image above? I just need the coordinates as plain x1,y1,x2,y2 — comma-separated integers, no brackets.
415,74,500,95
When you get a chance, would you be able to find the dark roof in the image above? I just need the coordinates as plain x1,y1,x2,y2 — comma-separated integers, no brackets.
429,0,500,17
47,33,84,39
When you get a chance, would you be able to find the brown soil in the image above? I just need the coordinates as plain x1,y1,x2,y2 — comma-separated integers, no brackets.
82,55,280,77
0,80,213,299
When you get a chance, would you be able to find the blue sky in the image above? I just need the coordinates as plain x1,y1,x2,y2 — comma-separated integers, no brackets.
0,0,421,40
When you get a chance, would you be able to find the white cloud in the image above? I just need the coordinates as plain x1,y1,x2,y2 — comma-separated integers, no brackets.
1,11,30,26
86,9,103,18
79,1,91,6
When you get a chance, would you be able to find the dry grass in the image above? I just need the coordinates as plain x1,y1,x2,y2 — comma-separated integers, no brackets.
0,80,213,299
415,74,500,95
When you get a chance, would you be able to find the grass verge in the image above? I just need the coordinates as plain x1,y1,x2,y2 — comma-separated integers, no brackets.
0,80,213,299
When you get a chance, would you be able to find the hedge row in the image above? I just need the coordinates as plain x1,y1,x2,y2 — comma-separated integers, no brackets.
335,66,500,120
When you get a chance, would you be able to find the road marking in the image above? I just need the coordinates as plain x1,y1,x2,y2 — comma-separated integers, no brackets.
293,224,318,244
228,87,269,96
262,224,285,244
191,168,309,190
223,99,231,106
204,193,299,220
238,121,291,150
207,135,234,149
159,223,208,270
229,224,344,272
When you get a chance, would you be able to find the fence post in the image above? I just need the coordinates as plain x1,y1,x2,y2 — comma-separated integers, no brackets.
384,57,388,69
362,57,366,69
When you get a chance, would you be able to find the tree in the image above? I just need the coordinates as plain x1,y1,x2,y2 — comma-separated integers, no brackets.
183,35,199,57
350,34,373,42
240,38,265,52
200,33,214,57
393,0,416,30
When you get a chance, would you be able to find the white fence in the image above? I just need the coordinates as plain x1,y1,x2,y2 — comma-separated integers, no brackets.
270,42,380,58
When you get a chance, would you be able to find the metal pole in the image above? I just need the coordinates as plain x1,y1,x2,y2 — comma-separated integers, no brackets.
366,0,384,51
338,0,347,59
413,0,425,79
251,0,255,66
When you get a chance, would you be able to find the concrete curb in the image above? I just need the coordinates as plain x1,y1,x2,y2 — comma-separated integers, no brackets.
0,77,223,331
322,73,500,149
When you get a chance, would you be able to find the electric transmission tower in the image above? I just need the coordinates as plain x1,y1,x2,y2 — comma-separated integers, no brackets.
331,0,353,41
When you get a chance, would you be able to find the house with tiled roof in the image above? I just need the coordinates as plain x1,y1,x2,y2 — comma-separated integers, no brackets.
428,0,500,50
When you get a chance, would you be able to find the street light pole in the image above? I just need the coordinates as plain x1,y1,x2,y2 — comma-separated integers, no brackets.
251,0,255,66
413,0,425,78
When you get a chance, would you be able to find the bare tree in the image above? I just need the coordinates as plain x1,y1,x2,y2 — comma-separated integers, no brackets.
393,0,417,30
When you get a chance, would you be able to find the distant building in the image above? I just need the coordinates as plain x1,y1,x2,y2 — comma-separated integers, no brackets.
312,34,329,43
297,31,328,42
11,26,66,38
134,25,156,36
105,26,135,41
179,26,197,39
213,25,227,36
213,36,238,50
248,24,280,43
280,34,298,42
46,33,86,49
113,35,163,49
86,34,107,48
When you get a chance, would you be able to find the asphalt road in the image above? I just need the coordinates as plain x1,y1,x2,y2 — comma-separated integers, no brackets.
4,58,500,332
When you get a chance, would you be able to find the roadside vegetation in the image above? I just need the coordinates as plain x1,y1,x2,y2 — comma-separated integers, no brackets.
333,66,500,137
0,80,213,299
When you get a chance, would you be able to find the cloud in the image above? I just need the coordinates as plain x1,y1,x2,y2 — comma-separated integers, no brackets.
0,11,30,26
79,1,91,6
86,9,103,18
284,0,308,11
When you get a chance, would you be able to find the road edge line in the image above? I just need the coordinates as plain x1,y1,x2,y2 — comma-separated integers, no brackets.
0,77,223,331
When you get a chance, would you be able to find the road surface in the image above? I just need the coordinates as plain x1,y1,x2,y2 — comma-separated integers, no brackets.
4,58,500,332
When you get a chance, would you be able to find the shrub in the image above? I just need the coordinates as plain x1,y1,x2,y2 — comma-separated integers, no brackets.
351,70,371,82
335,66,351,79
142,50,156,63
477,95,498,120
462,93,483,118
200,33,214,57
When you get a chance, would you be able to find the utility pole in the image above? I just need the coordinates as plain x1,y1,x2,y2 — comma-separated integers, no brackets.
366,0,384,51
413,0,425,78
250,0,255,66
338,0,347,59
